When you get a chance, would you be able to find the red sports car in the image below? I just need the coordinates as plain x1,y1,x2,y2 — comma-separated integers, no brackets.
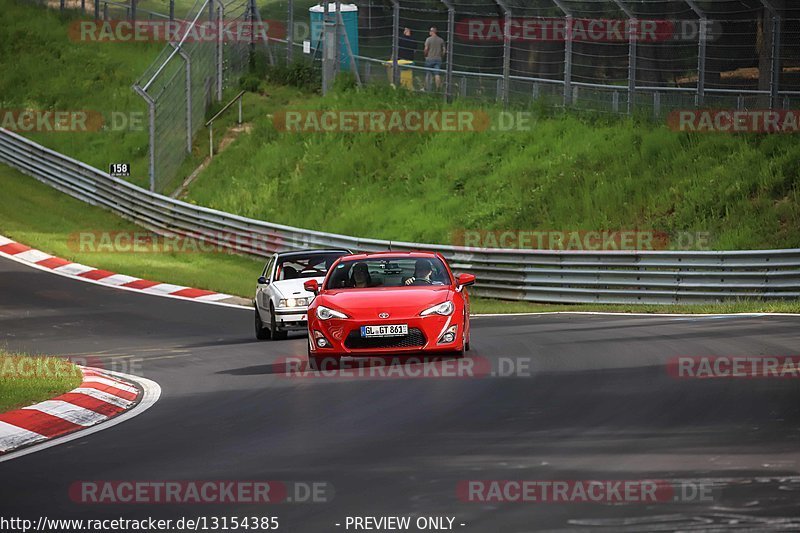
303,252,475,369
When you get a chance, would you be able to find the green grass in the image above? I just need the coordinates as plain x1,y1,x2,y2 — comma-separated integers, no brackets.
185,84,800,251
0,0,164,189
0,352,82,413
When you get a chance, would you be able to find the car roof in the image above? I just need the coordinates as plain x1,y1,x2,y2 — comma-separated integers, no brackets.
276,249,350,258
338,251,441,261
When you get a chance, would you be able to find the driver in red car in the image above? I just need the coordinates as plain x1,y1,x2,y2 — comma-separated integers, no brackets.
405,258,443,286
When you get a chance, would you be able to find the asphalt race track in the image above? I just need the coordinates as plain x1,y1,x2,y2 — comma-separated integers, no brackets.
1,255,800,532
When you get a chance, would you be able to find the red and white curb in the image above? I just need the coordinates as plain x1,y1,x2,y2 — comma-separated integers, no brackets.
0,234,249,308
0,367,160,462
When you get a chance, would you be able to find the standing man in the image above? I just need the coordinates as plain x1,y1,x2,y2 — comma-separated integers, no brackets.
398,27,416,61
424,26,445,90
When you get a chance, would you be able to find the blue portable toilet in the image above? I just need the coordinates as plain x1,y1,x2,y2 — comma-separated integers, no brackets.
309,3,359,69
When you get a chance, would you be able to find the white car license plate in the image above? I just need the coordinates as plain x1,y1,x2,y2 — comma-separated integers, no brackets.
361,324,408,338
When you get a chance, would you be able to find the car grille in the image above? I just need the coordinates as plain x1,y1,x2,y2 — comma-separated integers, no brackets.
345,328,426,350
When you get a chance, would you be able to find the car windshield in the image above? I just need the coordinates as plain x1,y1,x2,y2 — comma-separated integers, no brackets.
326,257,450,289
274,253,346,281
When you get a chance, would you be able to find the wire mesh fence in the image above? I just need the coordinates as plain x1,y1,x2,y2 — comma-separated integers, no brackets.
317,0,800,114
131,0,274,193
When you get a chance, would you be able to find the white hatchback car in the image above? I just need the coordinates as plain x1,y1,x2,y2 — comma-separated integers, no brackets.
254,249,351,340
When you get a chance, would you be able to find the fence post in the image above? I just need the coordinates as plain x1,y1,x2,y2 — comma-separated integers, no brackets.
441,0,455,103
334,1,342,76
94,0,99,19
653,91,661,120
552,0,572,106
684,1,707,106
175,44,193,154
217,2,224,101
60,0,64,13
336,8,362,84
130,0,136,21
390,0,400,86
287,0,294,64
169,0,174,21
761,0,782,109
321,2,335,94
494,0,511,107
611,1,636,113
81,0,85,15
133,85,156,192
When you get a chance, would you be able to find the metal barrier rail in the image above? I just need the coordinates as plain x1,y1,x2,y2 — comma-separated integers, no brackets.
1,128,799,305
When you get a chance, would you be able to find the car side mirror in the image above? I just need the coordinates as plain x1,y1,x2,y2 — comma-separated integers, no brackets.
257,276,269,285
457,273,476,287
304,279,319,295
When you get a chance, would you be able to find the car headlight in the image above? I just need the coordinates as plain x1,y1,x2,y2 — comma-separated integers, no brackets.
316,305,349,320
279,298,311,308
420,301,455,316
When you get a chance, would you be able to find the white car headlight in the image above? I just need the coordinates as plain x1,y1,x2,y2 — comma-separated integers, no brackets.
420,301,455,316
279,297,311,308
316,305,349,320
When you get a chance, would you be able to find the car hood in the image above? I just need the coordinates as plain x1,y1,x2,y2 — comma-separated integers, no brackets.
272,277,324,299
318,286,452,317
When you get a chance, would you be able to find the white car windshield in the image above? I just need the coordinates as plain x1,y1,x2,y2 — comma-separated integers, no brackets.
326,257,450,289
274,253,346,281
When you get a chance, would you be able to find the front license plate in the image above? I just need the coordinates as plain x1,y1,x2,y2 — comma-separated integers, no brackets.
361,324,408,337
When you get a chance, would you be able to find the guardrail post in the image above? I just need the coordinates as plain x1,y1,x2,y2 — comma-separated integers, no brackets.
287,0,294,64
551,0,572,106
389,0,400,86
494,0,511,107
133,85,156,191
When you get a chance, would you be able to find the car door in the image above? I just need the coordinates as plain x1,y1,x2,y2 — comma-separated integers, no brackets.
257,255,276,310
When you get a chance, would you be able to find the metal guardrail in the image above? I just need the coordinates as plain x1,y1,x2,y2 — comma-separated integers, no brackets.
1,128,799,305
